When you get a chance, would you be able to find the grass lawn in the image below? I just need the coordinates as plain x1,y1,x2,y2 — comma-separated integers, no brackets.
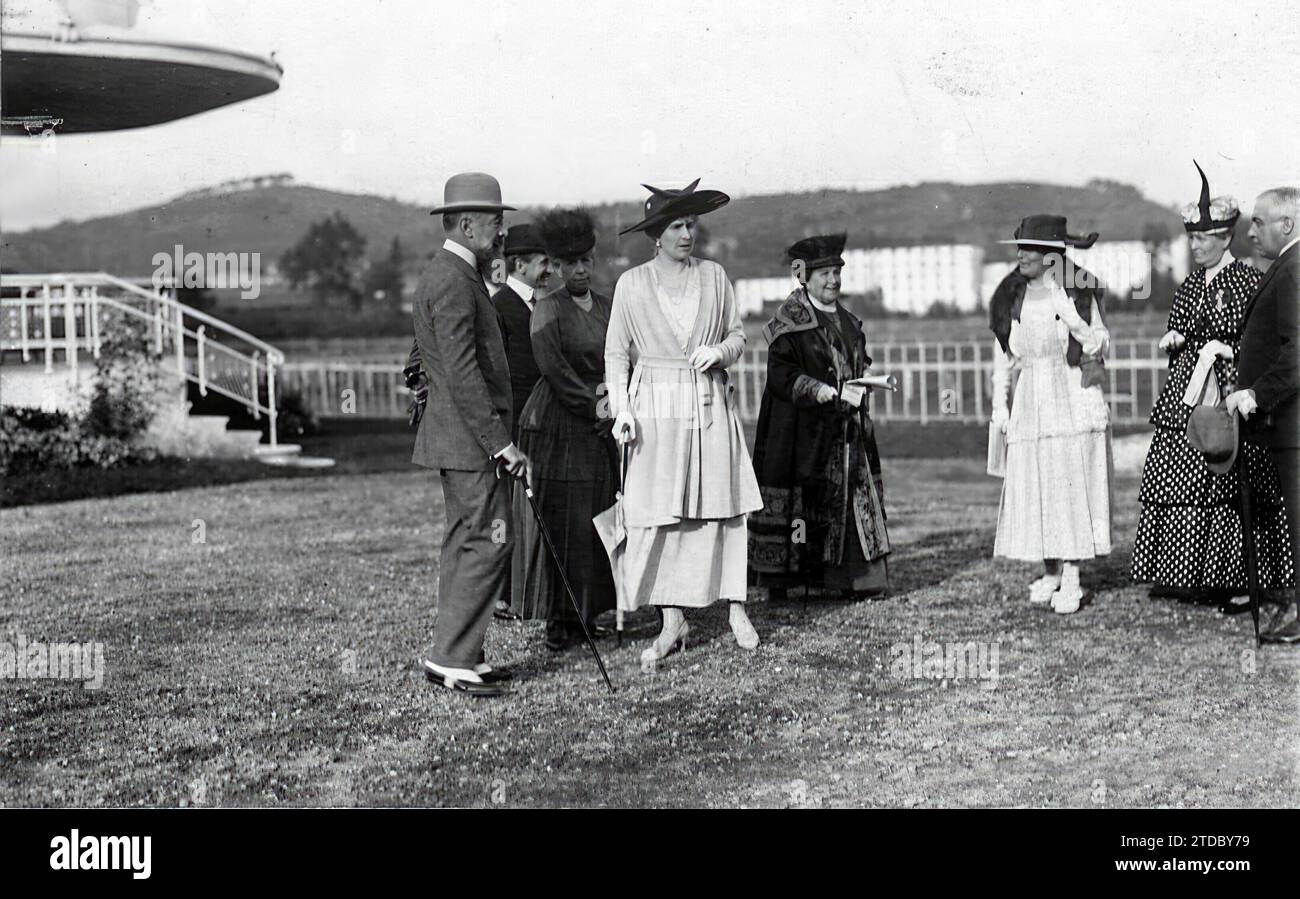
1,451,1297,807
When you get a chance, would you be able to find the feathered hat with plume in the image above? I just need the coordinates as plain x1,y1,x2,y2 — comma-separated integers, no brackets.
1182,160,1240,233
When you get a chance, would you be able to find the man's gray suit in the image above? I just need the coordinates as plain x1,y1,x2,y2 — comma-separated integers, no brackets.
412,246,514,669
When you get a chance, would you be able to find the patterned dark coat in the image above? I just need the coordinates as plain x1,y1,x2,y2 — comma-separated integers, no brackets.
750,289,888,575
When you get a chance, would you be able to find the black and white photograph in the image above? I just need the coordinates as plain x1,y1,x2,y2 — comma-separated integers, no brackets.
0,0,1296,858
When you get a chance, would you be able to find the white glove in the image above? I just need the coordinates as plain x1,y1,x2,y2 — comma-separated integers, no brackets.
1158,330,1186,354
1225,389,1258,419
991,405,1010,434
1199,339,1234,362
815,383,838,404
688,345,724,372
612,410,636,445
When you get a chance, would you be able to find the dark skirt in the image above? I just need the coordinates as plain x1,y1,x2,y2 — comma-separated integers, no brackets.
1132,427,1294,591
510,383,617,624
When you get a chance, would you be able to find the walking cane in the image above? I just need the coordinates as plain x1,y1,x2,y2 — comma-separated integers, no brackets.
519,473,617,693
1238,452,1263,646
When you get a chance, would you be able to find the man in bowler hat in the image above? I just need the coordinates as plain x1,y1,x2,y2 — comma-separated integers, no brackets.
416,172,531,695
1227,186,1300,644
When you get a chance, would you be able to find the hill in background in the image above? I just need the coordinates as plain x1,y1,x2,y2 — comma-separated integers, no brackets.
3,176,1183,291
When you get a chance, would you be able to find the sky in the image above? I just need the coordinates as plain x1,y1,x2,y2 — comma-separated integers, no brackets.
2,0,1297,232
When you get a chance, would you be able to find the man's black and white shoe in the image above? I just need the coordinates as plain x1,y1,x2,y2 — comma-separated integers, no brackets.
423,660,509,696
474,663,513,684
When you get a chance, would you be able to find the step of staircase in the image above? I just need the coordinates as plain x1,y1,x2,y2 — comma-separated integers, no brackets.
252,443,301,457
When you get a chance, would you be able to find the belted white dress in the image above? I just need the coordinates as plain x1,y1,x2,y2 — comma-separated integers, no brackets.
604,256,763,608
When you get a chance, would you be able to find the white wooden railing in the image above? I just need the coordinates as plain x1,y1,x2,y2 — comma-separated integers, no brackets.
1,273,285,444
280,339,1169,425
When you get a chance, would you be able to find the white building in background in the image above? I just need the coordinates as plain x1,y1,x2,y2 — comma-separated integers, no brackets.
734,243,983,317
734,276,799,317
980,240,1190,304
737,239,1191,317
842,245,983,314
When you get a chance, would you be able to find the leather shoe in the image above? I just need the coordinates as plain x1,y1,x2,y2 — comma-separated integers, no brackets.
423,661,509,696
1261,618,1300,645
1218,596,1254,615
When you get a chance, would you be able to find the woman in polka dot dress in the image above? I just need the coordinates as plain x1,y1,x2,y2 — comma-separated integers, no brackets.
1132,163,1295,609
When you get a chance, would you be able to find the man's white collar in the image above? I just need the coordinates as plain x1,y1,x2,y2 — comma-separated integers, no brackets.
442,239,477,268
506,275,534,304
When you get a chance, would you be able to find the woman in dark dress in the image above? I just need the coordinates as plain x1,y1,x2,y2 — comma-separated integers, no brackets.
510,208,618,649
750,233,890,599
1132,163,1294,610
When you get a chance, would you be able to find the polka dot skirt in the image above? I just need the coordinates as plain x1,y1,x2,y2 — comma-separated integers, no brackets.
1132,261,1295,591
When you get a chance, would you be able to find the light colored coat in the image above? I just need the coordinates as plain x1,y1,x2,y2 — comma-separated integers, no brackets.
605,258,763,527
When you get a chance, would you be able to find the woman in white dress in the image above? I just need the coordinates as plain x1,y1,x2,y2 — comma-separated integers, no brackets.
988,215,1113,614
604,179,764,667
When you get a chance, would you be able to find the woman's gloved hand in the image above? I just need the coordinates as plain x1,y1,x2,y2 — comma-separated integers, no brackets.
688,345,724,372
815,383,839,405
612,410,637,445
1199,339,1234,361
991,404,1010,434
1159,330,1186,354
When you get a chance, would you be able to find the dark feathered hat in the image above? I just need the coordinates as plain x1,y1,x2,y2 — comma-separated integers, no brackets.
997,214,1099,250
618,178,730,237
538,207,597,259
787,232,848,274
1182,160,1240,233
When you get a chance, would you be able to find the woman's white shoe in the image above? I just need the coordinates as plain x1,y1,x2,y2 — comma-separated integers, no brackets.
640,613,689,671
1029,575,1062,605
1051,584,1083,614
729,602,760,650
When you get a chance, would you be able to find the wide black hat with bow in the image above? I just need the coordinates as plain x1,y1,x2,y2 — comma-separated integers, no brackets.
998,214,1099,250
1182,160,1240,233
787,232,847,274
618,178,729,237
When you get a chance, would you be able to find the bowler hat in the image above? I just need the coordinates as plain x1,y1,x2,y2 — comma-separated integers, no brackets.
429,172,516,215
618,178,729,236
1187,403,1239,475
503,223,546,257
998,215,1099,250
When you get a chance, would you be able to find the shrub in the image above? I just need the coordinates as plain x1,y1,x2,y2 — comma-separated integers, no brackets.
274,388,318,439
0,407,154,477
84,309,162,439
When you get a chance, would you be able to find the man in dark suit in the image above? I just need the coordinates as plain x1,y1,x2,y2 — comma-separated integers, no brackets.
486,224,550,621
414,172,531,695
494,223,550,439
1227,186,1300,644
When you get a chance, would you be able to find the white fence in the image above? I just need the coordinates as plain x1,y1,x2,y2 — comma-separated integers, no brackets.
282,339,1169,425
2,273,285,442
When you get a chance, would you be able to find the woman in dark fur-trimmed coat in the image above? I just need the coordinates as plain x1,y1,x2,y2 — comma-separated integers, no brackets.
749,234,890,600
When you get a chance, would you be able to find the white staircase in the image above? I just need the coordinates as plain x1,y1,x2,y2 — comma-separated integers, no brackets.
1,272,329,466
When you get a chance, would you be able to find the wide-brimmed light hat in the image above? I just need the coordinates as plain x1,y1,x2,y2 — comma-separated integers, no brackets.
618,178,729,236
429,172,516,215
997,214,1099,250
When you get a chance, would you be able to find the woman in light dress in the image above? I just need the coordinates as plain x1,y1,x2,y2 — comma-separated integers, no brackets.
988,215,1113,614
604,179,764,667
